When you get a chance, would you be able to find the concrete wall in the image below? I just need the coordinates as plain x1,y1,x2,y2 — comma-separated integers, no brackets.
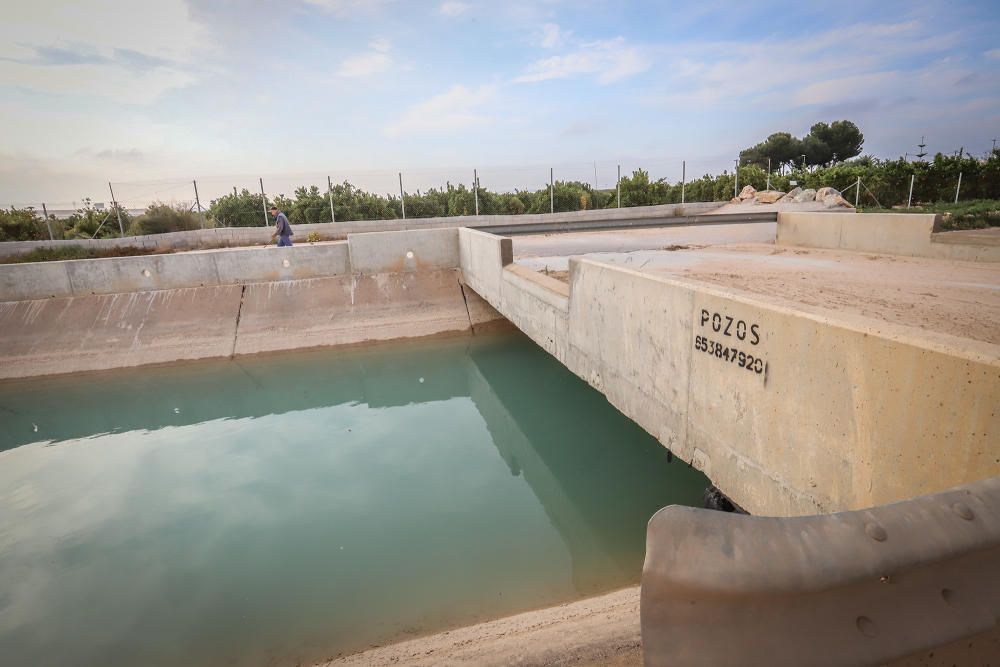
0,201,722,259
642,475,1000,666
0,227,464,302
0,243,351,301
777,211,1000,261
0,228,506,380
458,228,1000,517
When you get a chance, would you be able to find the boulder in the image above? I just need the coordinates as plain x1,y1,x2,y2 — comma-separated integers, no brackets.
823,194,855,209
754,190,785,204
815,187,841,203
779,187,802,202
793,188,817,203
738,185,757,200
730,197,741,204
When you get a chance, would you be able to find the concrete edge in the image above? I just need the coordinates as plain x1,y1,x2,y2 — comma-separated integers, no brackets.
641,475,1000,666
573,255,1000,366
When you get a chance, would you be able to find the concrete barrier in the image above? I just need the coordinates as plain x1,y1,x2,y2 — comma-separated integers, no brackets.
777,211,1000,261
0,228,505,379
0,242,351,301
641,475,1000,666
347,228,459,275
458,228,1000,516
0,202,723,259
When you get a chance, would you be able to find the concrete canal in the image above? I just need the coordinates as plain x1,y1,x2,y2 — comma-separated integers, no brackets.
0,331,707,666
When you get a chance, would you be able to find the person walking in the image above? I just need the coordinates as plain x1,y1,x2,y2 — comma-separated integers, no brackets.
270,206,293,247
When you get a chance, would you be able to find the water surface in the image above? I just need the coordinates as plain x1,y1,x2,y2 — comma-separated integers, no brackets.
0,332,707,666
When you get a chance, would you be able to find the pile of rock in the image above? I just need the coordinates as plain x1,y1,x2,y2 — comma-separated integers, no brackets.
730,185,853,208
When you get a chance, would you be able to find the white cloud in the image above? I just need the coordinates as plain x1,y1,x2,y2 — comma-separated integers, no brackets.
516,37,650,84
384,84,497,137
303,0,395,15
639,21,974,113
540,23,567,49
337,39,392,77
0,60,197,103
337,53,391,77
985,48,1000,60
0,0,202,102
439,1,470,17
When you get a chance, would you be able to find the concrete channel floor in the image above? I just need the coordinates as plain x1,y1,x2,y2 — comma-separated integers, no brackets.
514,224,1000,349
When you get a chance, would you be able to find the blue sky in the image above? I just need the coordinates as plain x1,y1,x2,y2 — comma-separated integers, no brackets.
1,0,998,207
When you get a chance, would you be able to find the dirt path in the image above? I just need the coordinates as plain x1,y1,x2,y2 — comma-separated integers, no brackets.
316,587,642,667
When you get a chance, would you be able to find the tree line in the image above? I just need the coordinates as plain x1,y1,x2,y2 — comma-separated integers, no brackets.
2,151,998,242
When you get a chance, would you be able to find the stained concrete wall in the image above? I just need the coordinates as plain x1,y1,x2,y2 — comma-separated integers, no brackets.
777,211,1000,261
458,228,1000,517
0,228,505,380
0,202,722,259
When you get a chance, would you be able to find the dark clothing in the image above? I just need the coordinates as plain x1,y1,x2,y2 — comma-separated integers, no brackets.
273,211,293,246
274,212,292,237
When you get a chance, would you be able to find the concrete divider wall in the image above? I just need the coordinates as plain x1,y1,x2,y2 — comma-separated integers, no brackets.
0,228,466,302
458,228,1000,517
641,476,1000,666
777,211,1000,261
347,227,459,275
0,201,722,259
0,242,351,301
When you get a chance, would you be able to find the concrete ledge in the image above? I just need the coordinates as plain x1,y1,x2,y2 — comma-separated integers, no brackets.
347,228,459,275
459,229,1000,516
641,476,1000,666
777,211,1000,261
322,587,642,667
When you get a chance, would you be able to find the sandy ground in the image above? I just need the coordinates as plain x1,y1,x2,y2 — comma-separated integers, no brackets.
512,222,775,262
318,587,642,667
515,226,999,348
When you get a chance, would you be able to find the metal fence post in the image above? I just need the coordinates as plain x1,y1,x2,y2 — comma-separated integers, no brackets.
734,160,739,199
327,175,336,222
907,174,915,208
259,178,269,226
398,172,406,219
955,172,962,204
617,164,621,208
474,169,479,215
681,161,686,204
41,202,53,240
855,177,860,208
108,182,125,236
549,167,554,214
193,180,205,228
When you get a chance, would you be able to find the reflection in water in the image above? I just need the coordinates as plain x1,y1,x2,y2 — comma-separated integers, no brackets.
0,332,707,667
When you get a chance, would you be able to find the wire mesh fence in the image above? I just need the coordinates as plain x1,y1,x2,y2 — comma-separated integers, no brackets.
4,152,998,241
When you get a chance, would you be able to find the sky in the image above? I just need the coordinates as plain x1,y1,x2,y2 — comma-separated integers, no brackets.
1,0,998,208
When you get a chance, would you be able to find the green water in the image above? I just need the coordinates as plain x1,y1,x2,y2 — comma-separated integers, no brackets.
0,332,707,667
